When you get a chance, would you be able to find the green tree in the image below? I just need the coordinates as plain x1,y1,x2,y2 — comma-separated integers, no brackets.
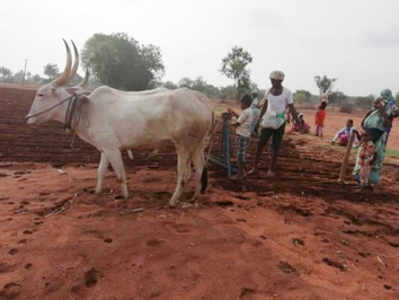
12,70,25,83
328,91,347,105
30,74,44,84
193,77,220,97
178,77,194,89
352,95,374,109
0,66,12,82
140,44,164,86
395,92,399,105
219,85,237,100
178,76,221,98
44,63,59,81
314,75,337,95
220,46,253,98
294,89,312,104
162,81,178,89
237,70,251,97
82,33,164,90
191,77,207,91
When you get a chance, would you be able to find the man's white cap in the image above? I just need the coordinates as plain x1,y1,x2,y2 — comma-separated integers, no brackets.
269,70,285,81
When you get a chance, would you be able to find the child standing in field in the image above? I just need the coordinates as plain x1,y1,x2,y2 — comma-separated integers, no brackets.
331,119,355,146
228,95,254,180
315,101,327,137
249,92,261,136
356,130,377,189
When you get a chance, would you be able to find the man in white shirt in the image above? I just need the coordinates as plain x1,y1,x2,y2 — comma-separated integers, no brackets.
249,70,298,177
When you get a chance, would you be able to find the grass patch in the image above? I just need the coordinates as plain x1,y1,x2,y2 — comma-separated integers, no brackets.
386,149,399,158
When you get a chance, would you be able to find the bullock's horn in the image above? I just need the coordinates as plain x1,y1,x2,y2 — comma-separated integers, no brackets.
53,39,72,87
78,69,90,89
69,40,79,82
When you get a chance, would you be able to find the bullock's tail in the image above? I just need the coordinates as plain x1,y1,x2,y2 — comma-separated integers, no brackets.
201,167,208,194
204,110,217,162
191,92,216,194
200,110,216,194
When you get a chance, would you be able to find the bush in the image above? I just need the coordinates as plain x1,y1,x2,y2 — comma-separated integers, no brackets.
339,103,354,113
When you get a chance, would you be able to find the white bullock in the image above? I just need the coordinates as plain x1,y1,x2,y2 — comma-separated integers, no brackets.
74,74,166,161
26,40,214,206
71,66,166,161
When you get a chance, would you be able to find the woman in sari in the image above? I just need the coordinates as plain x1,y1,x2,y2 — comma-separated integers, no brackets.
353,97,398,190
380,89,399,145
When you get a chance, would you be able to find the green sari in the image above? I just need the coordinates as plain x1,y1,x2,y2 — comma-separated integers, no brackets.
352,110,386,184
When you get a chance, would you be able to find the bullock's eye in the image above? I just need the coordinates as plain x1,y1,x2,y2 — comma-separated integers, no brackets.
38,94,44,97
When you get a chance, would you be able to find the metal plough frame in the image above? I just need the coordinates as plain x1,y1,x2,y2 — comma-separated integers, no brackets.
207,112,237,176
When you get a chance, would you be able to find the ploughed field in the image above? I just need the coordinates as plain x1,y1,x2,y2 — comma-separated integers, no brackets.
0,85,399,299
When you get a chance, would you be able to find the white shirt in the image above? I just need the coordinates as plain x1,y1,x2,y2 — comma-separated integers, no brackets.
260,87,293,129
236,107,254,138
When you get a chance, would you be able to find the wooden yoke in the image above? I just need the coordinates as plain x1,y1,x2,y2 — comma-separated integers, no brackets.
338,131,355,183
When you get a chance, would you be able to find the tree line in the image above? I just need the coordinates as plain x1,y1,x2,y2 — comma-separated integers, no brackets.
0,63,84,86
1,32,397,106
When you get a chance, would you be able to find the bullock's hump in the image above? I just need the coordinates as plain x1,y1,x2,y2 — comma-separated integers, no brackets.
89,86,115,97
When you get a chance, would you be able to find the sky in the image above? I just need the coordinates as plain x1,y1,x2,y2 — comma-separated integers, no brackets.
1,0,399,96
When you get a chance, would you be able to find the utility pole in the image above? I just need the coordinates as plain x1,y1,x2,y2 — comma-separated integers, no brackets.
22,59,28,85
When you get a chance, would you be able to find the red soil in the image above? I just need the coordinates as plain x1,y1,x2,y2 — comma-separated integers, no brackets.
0,86,398,299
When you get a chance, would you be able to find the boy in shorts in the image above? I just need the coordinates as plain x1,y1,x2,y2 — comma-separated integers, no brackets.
228,94,254,180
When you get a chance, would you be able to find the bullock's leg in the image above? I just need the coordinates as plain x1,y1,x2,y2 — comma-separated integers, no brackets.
182,158,194,194
169,148,190,207
104,149,129,199
181,161,199,197
95,152,109,194
127,150,134,160
190,147,205,202
183,162,193,183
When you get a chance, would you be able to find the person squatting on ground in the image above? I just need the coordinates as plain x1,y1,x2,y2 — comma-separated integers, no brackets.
315,101,327,137
228,94,255,180
250,70,298,177
290,112,310,134
331,119,355,146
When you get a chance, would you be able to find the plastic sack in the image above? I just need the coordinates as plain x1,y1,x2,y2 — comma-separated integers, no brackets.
260,106,286,129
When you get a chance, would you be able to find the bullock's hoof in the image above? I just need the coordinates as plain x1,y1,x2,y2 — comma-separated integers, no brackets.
121,184,129,199
181,202,194,209
187,198,196,204
168,200,177,208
